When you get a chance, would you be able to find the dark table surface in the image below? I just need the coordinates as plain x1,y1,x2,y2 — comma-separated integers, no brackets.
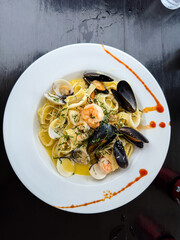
1,0,180,239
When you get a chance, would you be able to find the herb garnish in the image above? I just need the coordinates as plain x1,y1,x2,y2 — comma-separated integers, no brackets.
72,114,79,123
53,157,62,164
90,114,95,119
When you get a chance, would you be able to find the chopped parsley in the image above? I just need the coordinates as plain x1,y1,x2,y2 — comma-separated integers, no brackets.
62,133,70,140
53,157,62,164
91,138,101,144
97,100,116,124
72,114,79,123
58,141,66,146
90,114,95,119
119,118,123,127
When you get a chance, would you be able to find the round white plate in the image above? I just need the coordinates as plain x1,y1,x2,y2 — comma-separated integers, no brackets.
3,43,171,214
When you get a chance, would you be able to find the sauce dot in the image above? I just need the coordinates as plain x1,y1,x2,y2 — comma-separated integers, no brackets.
159,122,166,128
156,105,164,113
139,169,148,177
150,121,156,128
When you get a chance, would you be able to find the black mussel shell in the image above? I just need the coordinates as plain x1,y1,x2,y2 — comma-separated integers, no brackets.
123,136,144,148
83,76,91,85
117,81,137,112
99,88,109,94
111,88,123,105
83,72,114,82
83,73,110,94
111,80,137,113
113,140,128,168
93,84,109,94
87,123,117,153
119,127,149,144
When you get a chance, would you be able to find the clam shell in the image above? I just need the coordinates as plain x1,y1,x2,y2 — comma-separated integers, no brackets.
53,79,74,97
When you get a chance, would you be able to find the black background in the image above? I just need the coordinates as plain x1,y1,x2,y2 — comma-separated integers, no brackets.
1,0,180,239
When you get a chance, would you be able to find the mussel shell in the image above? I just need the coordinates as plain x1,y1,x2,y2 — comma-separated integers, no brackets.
111,89,123,106
123,136,144,148
119,127,149,143
118,80,137,112
111,81,137,113
83,75,109,94
113,140,128,168
83,72,114,82
99,88,109,94
87,123,117,152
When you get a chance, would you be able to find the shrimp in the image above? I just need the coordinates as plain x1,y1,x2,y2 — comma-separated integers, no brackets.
98,157,112,174
74,121,90,142
80,104,104,128
77,133,88,142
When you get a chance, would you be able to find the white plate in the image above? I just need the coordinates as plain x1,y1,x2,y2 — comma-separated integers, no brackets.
3,43,171,214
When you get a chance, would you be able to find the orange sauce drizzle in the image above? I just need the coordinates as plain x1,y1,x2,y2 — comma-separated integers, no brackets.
138,121,156,130
54,169,148,209
168,121,171,126
159,122,166,128
102,45,164,113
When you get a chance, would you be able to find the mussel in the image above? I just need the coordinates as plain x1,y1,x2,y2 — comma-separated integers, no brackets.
111,80,137,113
113,140,128,168
84,72,114,82
119,127,149,148
87,123,117,153
83,72,114,94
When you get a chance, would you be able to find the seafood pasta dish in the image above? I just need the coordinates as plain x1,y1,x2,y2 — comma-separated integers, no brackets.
38,72,149,180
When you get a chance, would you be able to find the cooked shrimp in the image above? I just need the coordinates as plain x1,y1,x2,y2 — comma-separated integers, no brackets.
74,121,90,142
75,121,90,131
80,104,104,128
77,133,88,142
98,157,112,174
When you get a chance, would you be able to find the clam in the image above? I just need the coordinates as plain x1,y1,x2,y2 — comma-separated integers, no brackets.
44,79,74,105
113,140,128,168
53,79,74,98
111,80,137,113
72,148,90,165
56,157,75,177
83,72,114,94
119,127,149,148
48,118,62,139
87,123,117,153
44,93,66,105
89,163,107,180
